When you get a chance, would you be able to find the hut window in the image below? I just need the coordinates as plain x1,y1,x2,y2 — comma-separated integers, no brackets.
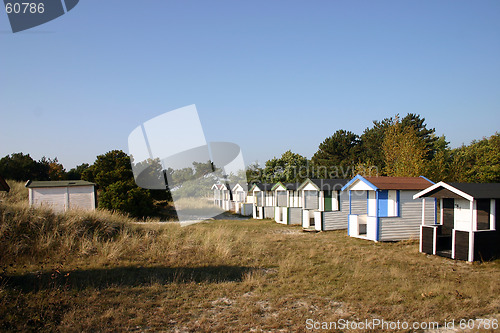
304,190,319,210
277,191,287,207
476,199,491,230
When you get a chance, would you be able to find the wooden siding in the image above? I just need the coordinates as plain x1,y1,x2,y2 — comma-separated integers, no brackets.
289,190,301,208
304,191,318,209
379,190,432,241
454,230,469,261
264,206,274,219
421,226,434,254
31,185,95,212
322,211,347,230
32,187,67,212
322,192,349,230
68,186,94,210
289,208,302,225
473,230,500,261
424,199,436,225
264,192,274,206
350,190,367,215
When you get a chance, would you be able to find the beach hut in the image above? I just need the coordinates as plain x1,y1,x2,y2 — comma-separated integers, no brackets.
298,178,349,231
0,175,10,193
232,183,252,216
414,182,500,262
272,182,302,225
211,183,224,208
218,183,233,211
341,175,435,241
25,180,96,212
250,183,275,219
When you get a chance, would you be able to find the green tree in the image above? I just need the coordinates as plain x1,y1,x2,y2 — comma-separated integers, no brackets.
98,179,154,217
400,113,438,159
83,150,155,217
193,161,215,178
246,162,263,183
450,133,500,183
66,163,90,180
0,152,50,181
359,118,392,172
424,135,452,182
263,150,308,183
82,150,134,189
311,130,361,178
359,114,437,172
39,157,66,180
382,116,428,177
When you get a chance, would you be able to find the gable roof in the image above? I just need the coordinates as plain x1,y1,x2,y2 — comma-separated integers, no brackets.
298,178,348,191
232,183,248,192
414,181,500,200
342,175,434,191
249,183,275,192
0,175,10,192
272,182,302,191
311,178,348,191
365,176,434,190
25,180,95,188
451,183,500,199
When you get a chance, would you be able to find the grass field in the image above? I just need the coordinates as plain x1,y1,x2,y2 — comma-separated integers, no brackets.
1,182,499,332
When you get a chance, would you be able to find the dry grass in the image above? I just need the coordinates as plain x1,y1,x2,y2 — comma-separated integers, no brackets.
0,181,499,332
172,197,225,218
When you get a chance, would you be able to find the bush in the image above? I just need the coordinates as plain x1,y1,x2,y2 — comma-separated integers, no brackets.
98,180,154,218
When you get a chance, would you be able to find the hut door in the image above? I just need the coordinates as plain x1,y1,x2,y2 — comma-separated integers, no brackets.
442,198,454,235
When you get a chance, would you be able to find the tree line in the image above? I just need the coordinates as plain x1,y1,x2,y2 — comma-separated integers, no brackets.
0,153,90,182
247,113,499,184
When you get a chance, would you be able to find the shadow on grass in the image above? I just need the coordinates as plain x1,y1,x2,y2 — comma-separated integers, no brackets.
2,265,255,292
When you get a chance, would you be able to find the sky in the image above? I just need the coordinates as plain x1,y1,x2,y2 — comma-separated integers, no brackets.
1,0,499,170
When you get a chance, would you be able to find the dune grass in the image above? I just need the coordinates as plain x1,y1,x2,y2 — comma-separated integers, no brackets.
0,181,499,332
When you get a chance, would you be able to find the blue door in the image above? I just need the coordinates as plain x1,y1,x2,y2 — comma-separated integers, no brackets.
378,190,388,217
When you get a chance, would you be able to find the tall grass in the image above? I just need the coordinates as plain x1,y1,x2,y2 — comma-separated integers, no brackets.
1,181,499,331
0,179,28,206
0,180,160,265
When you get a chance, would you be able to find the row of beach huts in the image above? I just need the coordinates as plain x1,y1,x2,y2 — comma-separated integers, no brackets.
213,175,500,262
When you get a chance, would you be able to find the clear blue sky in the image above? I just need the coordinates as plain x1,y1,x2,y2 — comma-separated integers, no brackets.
1,0,499,169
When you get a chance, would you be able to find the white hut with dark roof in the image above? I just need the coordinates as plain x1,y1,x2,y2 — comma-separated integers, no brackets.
414,182,500,262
